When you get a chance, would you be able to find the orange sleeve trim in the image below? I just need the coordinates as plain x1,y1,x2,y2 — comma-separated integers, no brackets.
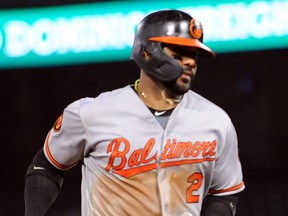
45,130,71,170
208,181,245,194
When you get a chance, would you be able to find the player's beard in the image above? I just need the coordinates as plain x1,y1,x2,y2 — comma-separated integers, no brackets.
163,66,196,96
164,80,191,96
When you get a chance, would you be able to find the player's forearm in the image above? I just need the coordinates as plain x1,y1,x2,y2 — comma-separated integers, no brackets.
24,174,61,216
200,194,239,216
24,149,65,216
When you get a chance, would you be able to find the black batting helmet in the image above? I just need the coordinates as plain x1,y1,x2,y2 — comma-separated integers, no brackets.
131,10,215,82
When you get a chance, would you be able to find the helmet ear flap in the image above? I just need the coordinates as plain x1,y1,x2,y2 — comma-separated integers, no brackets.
140,47,150,61
140,42,183,82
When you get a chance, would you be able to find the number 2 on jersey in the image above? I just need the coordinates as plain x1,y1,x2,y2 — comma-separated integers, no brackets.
186,172,203,203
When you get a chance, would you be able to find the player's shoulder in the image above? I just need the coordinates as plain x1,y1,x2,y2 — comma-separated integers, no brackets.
186,90,231,121
66,85,131,110
96,85,133,101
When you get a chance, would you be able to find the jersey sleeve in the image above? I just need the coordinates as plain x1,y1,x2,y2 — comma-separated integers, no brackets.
208,121,245,196
43,99,87,170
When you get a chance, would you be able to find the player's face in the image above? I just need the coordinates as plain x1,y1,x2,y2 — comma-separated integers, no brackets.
162,45,198,95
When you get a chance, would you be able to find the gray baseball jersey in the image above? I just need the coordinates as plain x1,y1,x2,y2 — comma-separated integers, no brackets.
44,85,245,216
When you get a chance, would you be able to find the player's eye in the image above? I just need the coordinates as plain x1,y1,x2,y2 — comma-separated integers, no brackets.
171,53,183,61
189,50,199,59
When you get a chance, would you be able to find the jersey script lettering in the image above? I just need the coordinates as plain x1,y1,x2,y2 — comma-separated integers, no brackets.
105,138,217,178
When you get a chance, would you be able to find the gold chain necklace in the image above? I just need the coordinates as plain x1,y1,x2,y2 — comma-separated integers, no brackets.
134,79,182,105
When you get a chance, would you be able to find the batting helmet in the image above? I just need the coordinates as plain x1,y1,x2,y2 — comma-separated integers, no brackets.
131,10,215,82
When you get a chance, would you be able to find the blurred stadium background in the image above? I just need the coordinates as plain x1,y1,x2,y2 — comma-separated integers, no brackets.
0,1,287,215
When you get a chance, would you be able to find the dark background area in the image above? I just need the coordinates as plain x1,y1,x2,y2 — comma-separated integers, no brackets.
1,1,288,216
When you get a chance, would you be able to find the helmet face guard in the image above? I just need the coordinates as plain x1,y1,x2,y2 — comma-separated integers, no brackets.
131,10,215,82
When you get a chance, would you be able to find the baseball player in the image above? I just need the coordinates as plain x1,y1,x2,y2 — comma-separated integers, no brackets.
24,10,245,216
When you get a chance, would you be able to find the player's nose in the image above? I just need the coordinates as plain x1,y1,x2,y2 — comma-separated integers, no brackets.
182,56,197,68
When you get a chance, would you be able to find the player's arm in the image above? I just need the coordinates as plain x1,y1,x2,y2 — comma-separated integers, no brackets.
202,121,244,216
200,194,239,216
24,148,66,216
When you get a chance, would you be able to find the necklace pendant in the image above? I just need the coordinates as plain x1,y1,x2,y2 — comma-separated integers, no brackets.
141,92,146,98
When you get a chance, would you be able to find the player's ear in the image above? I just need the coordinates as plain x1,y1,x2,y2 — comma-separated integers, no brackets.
141,48,150,60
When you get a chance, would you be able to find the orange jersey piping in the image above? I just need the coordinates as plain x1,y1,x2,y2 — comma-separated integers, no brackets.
208,181,245,194
45,130,73,170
